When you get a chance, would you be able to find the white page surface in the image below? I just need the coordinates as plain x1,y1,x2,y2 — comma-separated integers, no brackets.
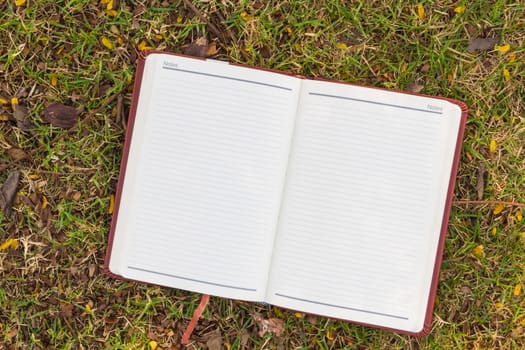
268,80,461,332
110,54,301,300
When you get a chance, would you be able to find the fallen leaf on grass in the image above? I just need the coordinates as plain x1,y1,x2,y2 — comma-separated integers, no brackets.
489,139,497,153
476,163,486,200
0,170,21,216
7,147,29,162
471,245,485,259
205,329,222,350
514,284,522,297
416,4,425,19
503,68,511,82
184,37,209,57
467,37,499,53
101,36,114,49
495,44,510,53
205,42,219,57
0,238,18,250
493,204,505,215
454,5,466,14
60,303,74,318
13,103,32,131
405,82,424,93
42,102,78,128
253,312,284,337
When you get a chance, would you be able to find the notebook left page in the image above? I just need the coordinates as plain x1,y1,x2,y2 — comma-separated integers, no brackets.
108,54,302,301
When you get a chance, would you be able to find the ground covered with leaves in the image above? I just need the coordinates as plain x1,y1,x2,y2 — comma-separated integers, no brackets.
1,0,524,349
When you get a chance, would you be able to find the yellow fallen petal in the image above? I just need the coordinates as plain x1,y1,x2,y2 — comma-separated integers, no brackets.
100,0,110,4
148,341,158,350
417,4,425,19
454,5,466,14
0,115,9,121
336,42,348,50
0,238,18,250
495,44,510,53
0,97,8,104
176,16,183,23
15,0,26,6
517,210,523,221
508,53,516,63
42,195,48,209
51,75,57,87
11,97,19,109
117,36,124,46
495,302,504,309
493,204,505,215
102,36,114,49
108,194,115,214
107,0,113,10
491,227,497,235
240,11,253,22
503,68,511,82
326,330,334,341
137,40,153,51
294,312,303,318
514,284,522,296
85,303,92,313
106,9,117,17
489,139,497,153
471,245,484,258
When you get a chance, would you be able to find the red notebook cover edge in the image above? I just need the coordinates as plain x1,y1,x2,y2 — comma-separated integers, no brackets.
103,50,150,278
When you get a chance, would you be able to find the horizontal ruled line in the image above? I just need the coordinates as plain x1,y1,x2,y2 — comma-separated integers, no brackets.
274,293,409,320
309,92,442,115
128,266,257,291
162,66,292,91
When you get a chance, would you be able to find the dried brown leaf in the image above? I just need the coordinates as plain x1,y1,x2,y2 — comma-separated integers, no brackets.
253,312,284,337
7,147,29,162
419,63,430,73
60,302,74,318
467,37,499,53
0,170,21,216
405,82,424,93
205,329,222,350
13,104,32,131
184,36,208,57
205,42,218,57
476,163,486,200
42,102,78,128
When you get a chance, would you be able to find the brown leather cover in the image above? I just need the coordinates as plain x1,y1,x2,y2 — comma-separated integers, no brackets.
104,51,468,336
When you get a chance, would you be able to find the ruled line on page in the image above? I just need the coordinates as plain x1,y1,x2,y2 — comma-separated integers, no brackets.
274,293,409,320
162,66,292,91
308,92,443,115
128,266,257,292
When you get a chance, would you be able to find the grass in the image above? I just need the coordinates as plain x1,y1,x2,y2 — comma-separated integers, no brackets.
0,0,524,349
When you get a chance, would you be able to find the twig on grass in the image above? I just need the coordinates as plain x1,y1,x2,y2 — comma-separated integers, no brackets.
453,200,525,207
182,0,226,43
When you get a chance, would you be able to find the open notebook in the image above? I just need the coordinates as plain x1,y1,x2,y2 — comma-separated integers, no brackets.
105,52,467,336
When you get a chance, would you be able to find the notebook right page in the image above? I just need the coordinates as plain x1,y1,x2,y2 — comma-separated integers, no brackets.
267,80,462,333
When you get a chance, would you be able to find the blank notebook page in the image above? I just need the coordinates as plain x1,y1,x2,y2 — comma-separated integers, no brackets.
268,80,461,332
111,55,301,300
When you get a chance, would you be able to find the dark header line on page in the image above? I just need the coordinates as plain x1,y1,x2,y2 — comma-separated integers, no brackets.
128,266,257,292
162,66,292,91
